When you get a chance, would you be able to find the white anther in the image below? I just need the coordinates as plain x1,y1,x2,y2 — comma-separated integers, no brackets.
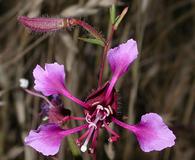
86,118,91,123
99,107,110,121
104,108,110,117
92,101,100,106
108,105,113,115
97,105,104,110
19,78,29,88
88,122,97,129
80,145,87,152
97,105,104,115
85,113,91,123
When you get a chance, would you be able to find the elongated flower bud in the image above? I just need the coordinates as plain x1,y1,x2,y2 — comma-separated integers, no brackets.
18,16,67,32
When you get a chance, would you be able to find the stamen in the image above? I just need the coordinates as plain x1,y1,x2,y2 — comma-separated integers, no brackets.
85,113,91,123
108,105,113,115
92,101,100,106
104,108,110,117
96,105,104,116
97,105,104,111
100,108,110,120
90,128,98,153
104,122,120,142
100,114,107,121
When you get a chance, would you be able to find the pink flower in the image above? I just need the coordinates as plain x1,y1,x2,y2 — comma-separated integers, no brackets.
24,39,176,156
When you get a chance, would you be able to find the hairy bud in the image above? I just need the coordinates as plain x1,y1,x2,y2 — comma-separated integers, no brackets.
18,16,66,32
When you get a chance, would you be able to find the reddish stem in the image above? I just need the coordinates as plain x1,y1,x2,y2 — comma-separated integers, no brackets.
24,89,55,108
67,18,106,43
98,26,115,87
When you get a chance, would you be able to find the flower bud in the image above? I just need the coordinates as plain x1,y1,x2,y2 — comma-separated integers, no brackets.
18,16,66,32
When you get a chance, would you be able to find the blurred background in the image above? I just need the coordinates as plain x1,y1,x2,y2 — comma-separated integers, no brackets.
0,0,194,160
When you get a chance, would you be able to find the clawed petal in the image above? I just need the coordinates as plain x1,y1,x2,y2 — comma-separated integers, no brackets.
33,63,65,96
24,123,88,156
24,124,66,156
33,63,90,109
106,39,138,97
134,113,176,152
112,113,176,152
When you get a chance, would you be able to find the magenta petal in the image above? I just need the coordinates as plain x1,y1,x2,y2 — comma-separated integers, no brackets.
33,62,65,96
24,124,65,156
112,113,176,152
107,39,138,78
106,39,138,98
24,123,88,156
133,113,176,152
33,63,90,109
45,63,65,83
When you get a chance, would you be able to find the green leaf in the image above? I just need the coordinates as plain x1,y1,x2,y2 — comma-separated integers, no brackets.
78,37,105,47
114,7,128,30
110,4,116,24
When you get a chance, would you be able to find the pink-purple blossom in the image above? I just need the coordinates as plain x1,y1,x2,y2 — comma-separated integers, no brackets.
24,39,176,156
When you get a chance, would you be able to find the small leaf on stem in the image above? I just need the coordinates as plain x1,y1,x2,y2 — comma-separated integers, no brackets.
78,37,105,47
114,7,128,30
